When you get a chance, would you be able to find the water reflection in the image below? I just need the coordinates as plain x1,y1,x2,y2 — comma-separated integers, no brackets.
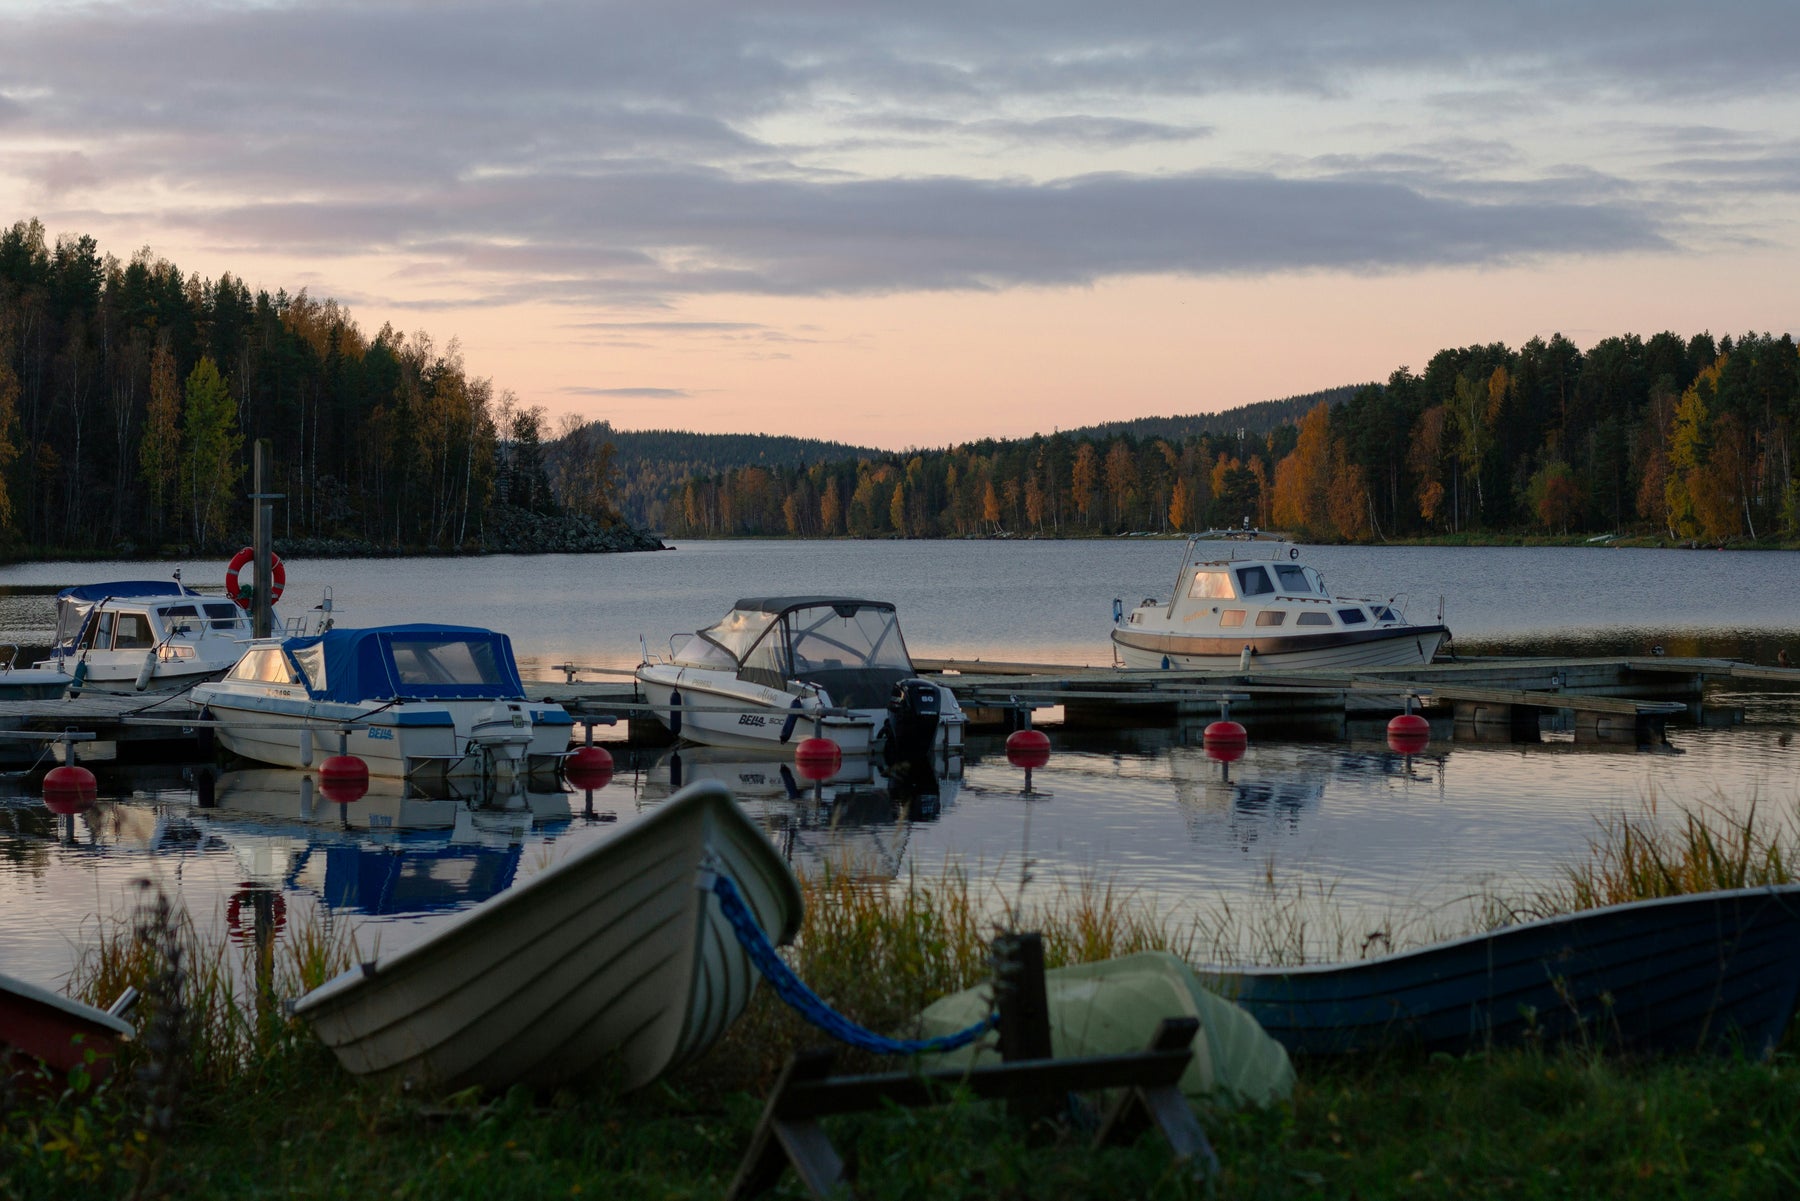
630,745,963,881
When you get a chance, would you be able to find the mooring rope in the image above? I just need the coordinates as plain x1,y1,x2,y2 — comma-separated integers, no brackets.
705,869,1000,1056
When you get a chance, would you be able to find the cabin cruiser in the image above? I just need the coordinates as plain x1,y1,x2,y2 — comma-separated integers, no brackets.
1112,534,1449,671
190,624,573,779
34,580,263,691
635,597,965,759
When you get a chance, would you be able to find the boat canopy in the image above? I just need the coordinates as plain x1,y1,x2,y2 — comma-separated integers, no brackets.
282,624,527,703
56,580,199,603
697,598,916,702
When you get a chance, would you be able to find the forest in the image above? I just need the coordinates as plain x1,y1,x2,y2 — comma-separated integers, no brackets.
655,331,1800,544
0,219,627,557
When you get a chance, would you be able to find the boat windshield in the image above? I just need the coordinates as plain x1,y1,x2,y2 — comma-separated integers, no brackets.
698,608,781,666
785,604,912,675
388,637,509,687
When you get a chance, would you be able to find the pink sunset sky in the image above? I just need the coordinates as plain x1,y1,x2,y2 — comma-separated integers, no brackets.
1,1,1796,449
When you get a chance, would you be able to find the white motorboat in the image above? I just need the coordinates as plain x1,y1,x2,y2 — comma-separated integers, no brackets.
635,596,965,758
293,780,804,1093
33,579,262,691
190,624,574,779
1112,534,1449,671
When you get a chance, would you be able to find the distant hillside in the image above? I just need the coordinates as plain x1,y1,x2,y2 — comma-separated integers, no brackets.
563,423,884,528
1057,385,1366,443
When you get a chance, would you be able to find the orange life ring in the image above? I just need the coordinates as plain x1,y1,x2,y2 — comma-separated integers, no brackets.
225,547,286,609
225,887,288,944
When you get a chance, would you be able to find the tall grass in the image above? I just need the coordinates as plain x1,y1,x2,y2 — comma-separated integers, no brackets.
1526,795,1800,919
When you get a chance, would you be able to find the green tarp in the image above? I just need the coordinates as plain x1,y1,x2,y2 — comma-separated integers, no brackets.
915,951,1294,1106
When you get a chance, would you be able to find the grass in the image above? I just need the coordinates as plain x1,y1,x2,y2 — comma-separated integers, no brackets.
10,798,1800,1198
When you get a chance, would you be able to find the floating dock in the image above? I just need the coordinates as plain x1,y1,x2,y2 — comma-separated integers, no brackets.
0,655,1787,767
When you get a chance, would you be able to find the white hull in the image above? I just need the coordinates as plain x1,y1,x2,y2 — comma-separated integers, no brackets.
636,666,964,756
293,781,803,1092
191,690,572,778
1112,626,1447,672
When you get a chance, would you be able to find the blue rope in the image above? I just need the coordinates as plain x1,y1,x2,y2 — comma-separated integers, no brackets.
709,871,1000,1056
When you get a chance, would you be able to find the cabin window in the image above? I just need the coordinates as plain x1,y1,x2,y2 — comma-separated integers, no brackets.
81,612,115,650
113,613,155,649
1296,612,1333,627
1372,606,1397,622
161,604,200,635
389,637,507,687
1220,610,1246,627
1235,566,1274,596
1337,608,1368,625
204,602,243,631
1274,565,1309,593
291,643,326,692
1188,571,1234,600
228,649,299,684
1256,611,1286,627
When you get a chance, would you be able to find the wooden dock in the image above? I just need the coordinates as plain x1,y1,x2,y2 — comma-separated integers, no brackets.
0,654,1788,765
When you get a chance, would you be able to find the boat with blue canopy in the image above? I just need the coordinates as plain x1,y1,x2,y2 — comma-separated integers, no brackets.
191,623,573,779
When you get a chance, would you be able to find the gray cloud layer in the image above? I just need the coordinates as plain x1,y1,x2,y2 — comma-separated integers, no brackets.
0,1,1789,306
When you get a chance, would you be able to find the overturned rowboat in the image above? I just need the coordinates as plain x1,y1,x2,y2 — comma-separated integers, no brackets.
1198,885,1800,1056
1,972,135,1082
292,780,802,1092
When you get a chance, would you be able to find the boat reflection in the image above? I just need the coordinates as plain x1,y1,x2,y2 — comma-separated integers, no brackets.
633,746,962,880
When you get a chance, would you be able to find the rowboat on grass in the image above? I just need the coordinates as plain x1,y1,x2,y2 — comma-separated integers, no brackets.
1198,885,1800,1056
292,780,802,1092
1,972,135,1080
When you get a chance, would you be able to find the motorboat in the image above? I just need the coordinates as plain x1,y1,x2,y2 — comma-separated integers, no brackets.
1112,533,1449,671
190,624,573,780
1197,885,1800,1057
33,579,261,691
635,597,965,759
293,780,804,1093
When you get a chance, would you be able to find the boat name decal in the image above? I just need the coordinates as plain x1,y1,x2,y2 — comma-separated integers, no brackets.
367,728,395,740
738,714,768,727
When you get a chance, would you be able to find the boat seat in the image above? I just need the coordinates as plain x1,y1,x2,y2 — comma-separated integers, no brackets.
791,667,913,710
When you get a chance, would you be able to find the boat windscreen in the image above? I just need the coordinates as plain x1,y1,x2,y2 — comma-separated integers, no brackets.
388,637,509,687
786,605,913,674
698,608,782,666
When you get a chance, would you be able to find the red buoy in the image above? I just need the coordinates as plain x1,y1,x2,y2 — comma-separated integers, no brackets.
794,736,842,781
43,764,97,814
1005,727,1051,769
1387,712,1430,755
565,744,615,790
319,754,369,804
1203,720,1247,763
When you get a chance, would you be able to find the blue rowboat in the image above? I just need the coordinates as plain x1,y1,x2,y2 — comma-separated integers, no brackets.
1200,885,1800,1056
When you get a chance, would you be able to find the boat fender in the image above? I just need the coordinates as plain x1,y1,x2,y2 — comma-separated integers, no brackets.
224,546,287,609
1161,656,1171,670
778,696,805,744
1290,547,1299,559
70,659,88,695
1112,598,1124,623
668,688,682,737
135,650,157,691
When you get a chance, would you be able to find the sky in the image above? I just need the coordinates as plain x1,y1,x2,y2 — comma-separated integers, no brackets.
1,1,1798,449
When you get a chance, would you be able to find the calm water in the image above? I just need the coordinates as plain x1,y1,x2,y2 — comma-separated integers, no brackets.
4,541,1800,991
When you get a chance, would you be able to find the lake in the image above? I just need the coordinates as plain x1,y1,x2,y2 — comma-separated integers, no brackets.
4,540,1799,991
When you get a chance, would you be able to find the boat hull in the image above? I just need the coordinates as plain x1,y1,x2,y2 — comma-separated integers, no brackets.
191,690,573,778
293,781,803,1092
1,972,134,1081
635,667,964,756
1112,623,1448,671
1199,886,1800,1057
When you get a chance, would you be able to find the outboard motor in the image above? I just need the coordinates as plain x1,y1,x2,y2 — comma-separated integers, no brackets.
883,678,942,764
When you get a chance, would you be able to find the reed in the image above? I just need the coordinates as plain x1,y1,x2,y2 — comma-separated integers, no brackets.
1529,795,1800,918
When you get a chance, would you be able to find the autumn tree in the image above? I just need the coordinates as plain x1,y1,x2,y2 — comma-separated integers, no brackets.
178,357,243,547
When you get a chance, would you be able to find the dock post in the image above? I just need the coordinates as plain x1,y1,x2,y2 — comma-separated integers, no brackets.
251,440,276,639
992,931,1056,1124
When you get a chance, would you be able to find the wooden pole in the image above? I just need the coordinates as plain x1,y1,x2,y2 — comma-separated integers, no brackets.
253,439,273,638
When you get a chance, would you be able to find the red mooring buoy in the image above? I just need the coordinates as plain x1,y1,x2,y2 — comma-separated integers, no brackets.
1387,712,1431,755
42,764,98,814
1005,727,1051,769
1203,720,1248,763
319,754,370,804
565,744,615,790
794,736,843,781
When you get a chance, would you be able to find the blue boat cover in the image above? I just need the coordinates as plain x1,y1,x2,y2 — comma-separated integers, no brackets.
57,580,200,602
284,624,528,703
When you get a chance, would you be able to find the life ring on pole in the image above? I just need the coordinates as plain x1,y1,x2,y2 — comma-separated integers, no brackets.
225,887,287,944
225,547,285,610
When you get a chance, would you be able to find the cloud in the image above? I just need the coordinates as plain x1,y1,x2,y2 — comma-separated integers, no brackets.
561,386,692,399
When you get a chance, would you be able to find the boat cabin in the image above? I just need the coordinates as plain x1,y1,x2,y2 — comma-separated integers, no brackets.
673,597,918,708
42,580,252,669
222,625,530,704
1132,552,1406,632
